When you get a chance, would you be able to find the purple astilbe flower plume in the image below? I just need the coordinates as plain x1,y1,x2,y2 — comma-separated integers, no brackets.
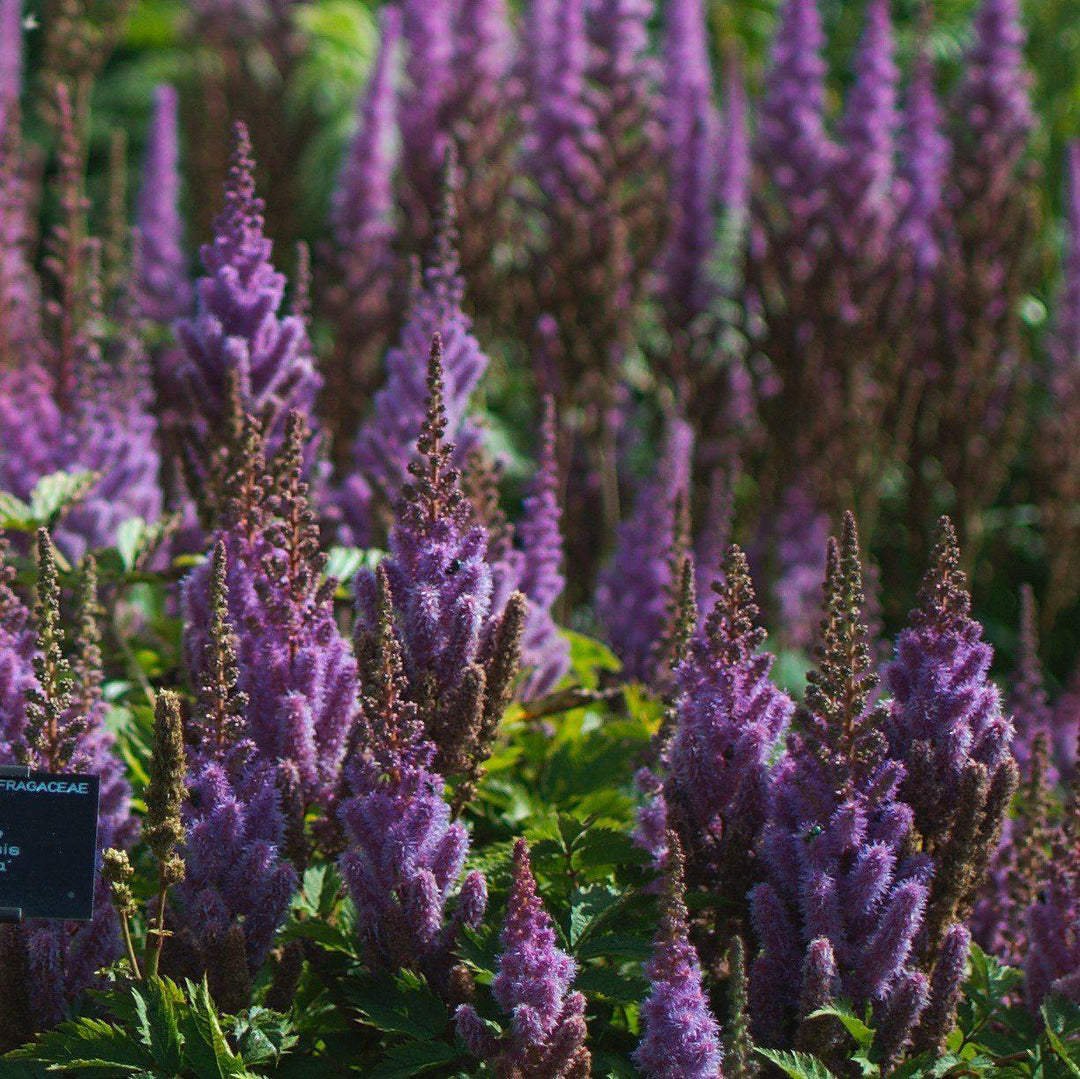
884,517,1017,955
0,0,21,112
398,0,456,242
322,5,402,453
183,413,359,807
516,397,570,699
919,0,1036,538
175,122,320,499
0,70,43,366
633,834,724,1078
354,336,524,788
345,185,488,541
664,545,793,933
1040,142,1080,621
755,0,834,226
0,535,132,1048
832,0,899,258
456,839,591,1077
756,482,830,653
1008,585,1056,784
0,539,32,760
896,45,949,281
595,413,693,685
718,54,750,221
910,923,971,1056
1023,733,1079,1010
340,565,486,990
750,514,930,1049
136,85,192,327
172,543,296,1009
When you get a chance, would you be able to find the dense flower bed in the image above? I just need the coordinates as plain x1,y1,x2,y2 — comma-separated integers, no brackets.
0,0,1077,1074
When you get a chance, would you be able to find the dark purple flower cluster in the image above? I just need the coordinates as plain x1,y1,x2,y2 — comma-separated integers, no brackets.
456,839,590,1077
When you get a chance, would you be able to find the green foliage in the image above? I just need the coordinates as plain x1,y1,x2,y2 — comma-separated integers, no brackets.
3,978,296,1077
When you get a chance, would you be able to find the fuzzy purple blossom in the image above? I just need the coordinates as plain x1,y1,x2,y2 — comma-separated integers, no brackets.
345,195,487,540
718,55,750,219
174,122,320,457
1008,585,1056,784
755,0,835,222
633,839,724,1078
516,399,570,698
750,515,930,1047
595,414,693,685
0,0,20,112
398,0,456,235
896,47,949,280
136,86,192,326
1024,871,1080,1010
456,839,590,1077
183,416,358,806
0,542,32,761
664,545,794,914
884,518,1014,842
340,586,485,986
832,0,899,250
174,749,296,988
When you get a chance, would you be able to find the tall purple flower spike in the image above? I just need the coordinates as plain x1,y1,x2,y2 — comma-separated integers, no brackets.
354,334,495,709
897,46,949,280
1008,585,1056,784
750,515,930,1047
398,0,456,231
718,54,750,219
832,0,899,247
0,541,134,1038
136,85,192,326
516,398,570,698
177,750,296,984
0,541,32,762
954,0,1033,168
330,5,400,260
174,122,320,453
595,414,693,685
345,193,488,539
664,545,794,910
884,517,1014,840
633,838,724,1078
0,0,21,113
183,417,358,806
1053,142,1080,370
456,839,591,1077
756,0,835,220
0,305,164,565
527,0,601,203
340,574,486,987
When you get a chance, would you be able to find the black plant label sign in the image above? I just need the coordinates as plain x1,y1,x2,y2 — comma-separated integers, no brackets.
0,770,101,921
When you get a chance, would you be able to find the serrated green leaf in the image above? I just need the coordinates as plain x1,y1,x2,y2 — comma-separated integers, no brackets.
132,977,184,1073
366,1039,459,1078
807,1003,875,1049
1044,999,1080,1076
345,971,448,1039
0,490,34,530
180,979,249,1079
28,470,98,524
756,1048,838,1079
7,1017,149,1071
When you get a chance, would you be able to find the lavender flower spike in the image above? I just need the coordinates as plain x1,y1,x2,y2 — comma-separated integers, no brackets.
665,544,794,923
756,0,835,212
347,186,488,531
595,413,693,685
136,85,192,326
340,567,486,990
633,835,723,1078
896,45,948,280
456,839,591,1077
516,397,570,698
751,514,930,1047
175,122,320,459
0,0,21,113
833,0,899,245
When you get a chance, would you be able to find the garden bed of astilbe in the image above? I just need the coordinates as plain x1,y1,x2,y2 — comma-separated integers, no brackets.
0,0,1078,1074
